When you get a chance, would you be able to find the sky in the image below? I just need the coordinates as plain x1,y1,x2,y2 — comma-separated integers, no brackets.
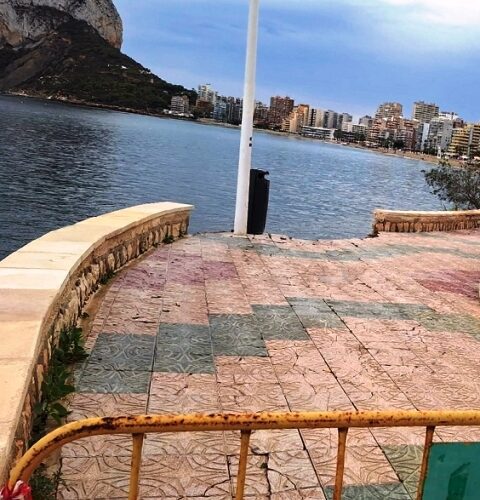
115,0,480,121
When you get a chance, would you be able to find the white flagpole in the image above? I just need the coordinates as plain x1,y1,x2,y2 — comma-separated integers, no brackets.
234,0,260,235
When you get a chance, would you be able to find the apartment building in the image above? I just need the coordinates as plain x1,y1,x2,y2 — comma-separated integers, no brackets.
412,101,439,124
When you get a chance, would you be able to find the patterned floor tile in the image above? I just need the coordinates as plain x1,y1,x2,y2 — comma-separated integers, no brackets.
57,456,132,499
412,310,480,336
143,431,226,456
287,297,346,329
219,383,289,413
310,445,399,488
210,314,268,357
224,429,305,455
70,231,480,498
148,373,220,414
324,483,410,500
270,488,327,499
155,323,215,373
154,350,215,374
215,356,278,385
62,435,134,459
382,445,423,499
86,333,155,371
228,451,320,496
253,304,309,341
301,428,377,454
77,368,151,394
157,323,211,344
139,454,231,498
326,300,431,322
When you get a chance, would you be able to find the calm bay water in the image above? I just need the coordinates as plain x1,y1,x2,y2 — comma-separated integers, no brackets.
0,95,442,259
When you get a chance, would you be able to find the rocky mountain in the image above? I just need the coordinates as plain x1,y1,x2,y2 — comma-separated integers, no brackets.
0,1,195,113
0,0,122,49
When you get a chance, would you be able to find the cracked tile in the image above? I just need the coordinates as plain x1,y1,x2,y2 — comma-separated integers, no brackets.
210,314,268,357
382,445,423,499
228,451,320,497
311,445,399,488
253,304,309,341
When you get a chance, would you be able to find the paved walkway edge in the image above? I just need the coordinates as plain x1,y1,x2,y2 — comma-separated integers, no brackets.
0,201,193,482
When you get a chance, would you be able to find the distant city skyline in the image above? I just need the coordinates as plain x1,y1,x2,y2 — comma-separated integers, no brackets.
115,0,480,122
182,86,477,158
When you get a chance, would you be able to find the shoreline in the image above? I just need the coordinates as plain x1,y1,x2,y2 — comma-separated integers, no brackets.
2,92,448,167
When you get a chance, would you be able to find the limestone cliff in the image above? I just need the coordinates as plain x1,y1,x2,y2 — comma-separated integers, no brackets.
0,0,122,49
0,1,196,113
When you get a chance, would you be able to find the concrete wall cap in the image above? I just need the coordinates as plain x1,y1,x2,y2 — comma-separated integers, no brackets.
0,201,194,482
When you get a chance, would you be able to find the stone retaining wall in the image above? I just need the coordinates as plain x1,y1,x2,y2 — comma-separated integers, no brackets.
0,202,193,483
373,209,480,233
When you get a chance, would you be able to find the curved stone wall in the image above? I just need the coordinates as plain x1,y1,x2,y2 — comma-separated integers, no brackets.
373,209,480,233
0,202,193,482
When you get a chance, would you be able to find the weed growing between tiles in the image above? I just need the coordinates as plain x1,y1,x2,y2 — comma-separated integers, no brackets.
99,268,115,285
29,465,64,500
29,327,87,499
163,233,175,244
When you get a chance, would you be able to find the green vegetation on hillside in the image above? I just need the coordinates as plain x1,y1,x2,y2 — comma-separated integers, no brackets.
0,18,196,113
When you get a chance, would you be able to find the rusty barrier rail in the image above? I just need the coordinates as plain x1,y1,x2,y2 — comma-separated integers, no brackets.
8,410,480,499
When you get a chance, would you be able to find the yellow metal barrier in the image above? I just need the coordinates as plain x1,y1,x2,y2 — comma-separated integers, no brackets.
8,410,480,500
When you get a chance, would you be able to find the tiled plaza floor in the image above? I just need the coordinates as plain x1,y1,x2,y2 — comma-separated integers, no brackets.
60,230,480,499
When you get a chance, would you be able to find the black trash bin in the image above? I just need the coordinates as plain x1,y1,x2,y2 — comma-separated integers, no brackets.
247,169,270,235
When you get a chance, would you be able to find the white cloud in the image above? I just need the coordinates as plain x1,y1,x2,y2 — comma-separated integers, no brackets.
261,0,480,28
375,0,480,26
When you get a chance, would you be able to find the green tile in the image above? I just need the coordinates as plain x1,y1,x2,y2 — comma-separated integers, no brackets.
326,300,431,321
154,351,215,374
383,445,423,499
324,483,410,500
288,297,347,329
87,334,155,371
413,311,480,336
77,368,151,394
157,323,211,344
210,314,268,357
155,323,214,373
253,304,309,341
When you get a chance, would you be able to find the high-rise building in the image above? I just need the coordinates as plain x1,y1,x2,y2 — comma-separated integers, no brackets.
396,118,418,151
170,95,190,114
424,117,454,153
342,122,367,136
359,115,373,128
212,98,228,122
448,124,480,158
412,101,439,124
268,96,294,128
415,122,430,152
282,104,310,134
254,101,269,126
197,84,217,104
226,97,243,125
375,102,403,120
368,114,416,149
324,110,339,129
308,108,325,128
338,113,353,130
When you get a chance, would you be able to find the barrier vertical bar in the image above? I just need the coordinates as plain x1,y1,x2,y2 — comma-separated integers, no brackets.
333,427,349,500
128,433,145,500
416,426,435,500
235,430,252,500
